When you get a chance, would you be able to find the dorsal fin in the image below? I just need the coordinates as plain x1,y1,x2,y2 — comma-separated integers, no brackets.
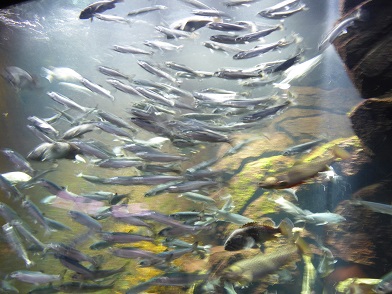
241,222,259,228
261,218,276,227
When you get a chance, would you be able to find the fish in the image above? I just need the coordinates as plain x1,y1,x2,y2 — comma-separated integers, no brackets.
68,210,102,231
95,158,143,169
1,148,35,175
143,40,183,51
0,174,24,199
258,0,302,14
274,54,323,89
170,15,217,32
241,101,290,123
22,198,53,235
316,238,336,278
224,218,293,251
234,24,283,43
375,271,392,294
57,281,115,292
2,223,34,267
94,13,131,24
155,26,197,39
41,66,82,83
127,5,167,16
27,142,80,161
135,86,175,107
167,180,219,193
353,200,392,216
192,9,230,18
137,60,180,84
221,240,308,284
106,78,143,96
10,271,61,285
300,211,346,225
207,22,250,32
79,0,124,20
179,192,217,206
259,146,351,189
46,242,100,266
27,116,59,137
61,123,96,140
47,91,94,113
80,78,115,101
98,65,131,80
112,44,153,55
282,138,326,155
259,3,308,19
202,41,243,53
210,34,244,44
233,38,295,60
100,231,154,244
11,220,47,252
1,66,37,90
224,0,261,6
79,174,184,186
318,9,363,52
95,121,134,139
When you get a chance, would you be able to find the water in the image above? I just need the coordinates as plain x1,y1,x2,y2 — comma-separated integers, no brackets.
0,0,367,293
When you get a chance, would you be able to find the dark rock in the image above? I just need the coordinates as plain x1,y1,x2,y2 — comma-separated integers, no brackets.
335,0,392,98
349,97,392,161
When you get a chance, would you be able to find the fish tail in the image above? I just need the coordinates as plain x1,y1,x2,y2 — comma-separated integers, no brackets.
331,145,351,160
278,217,294,238
41,67,53,83
294,234,312,257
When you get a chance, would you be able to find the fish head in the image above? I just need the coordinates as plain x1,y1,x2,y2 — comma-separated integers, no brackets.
374,280,392,294
259,176,287,189
224,229,255,251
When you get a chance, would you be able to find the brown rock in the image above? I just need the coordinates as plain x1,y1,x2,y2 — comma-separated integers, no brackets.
349,97,392,161
335,0,392,98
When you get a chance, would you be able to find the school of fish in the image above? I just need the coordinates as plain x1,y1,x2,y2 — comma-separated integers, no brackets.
0,0,383,293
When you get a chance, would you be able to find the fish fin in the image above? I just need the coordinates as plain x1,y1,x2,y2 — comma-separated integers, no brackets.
261,218,276,227
331,145,351,160
241,222,259,228
278,218,294,238
294,235,312,256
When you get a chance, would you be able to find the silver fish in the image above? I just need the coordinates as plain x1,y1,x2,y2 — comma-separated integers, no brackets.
80,78,115,101
3,223,34,267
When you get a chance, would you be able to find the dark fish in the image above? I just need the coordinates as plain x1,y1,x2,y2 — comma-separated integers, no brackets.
282,138,326,155
207,22,249,31
224,218,293,251
241,101,290,123
79,174,184,186
11,220,47,252
3,223,34,267
235,24,283,43
233,39,294,59
214,69,262,79
96,158,144,168
71,140,113,159
22,198,53,234
57,281,115,292
106,78,143,96
100,232,154,244
68,210,102,231
137,60,179,84
27,116,59,137
210,34,245,44
95,121,134,139
27,125,55,143
144,180,184,197
79,0,124,20
1,148,35,175
149,272,210,286
97,110,136,131
98,65,130,80
167,180,219,193
259,146,351,189
1,66,37,89
46,242,100,266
